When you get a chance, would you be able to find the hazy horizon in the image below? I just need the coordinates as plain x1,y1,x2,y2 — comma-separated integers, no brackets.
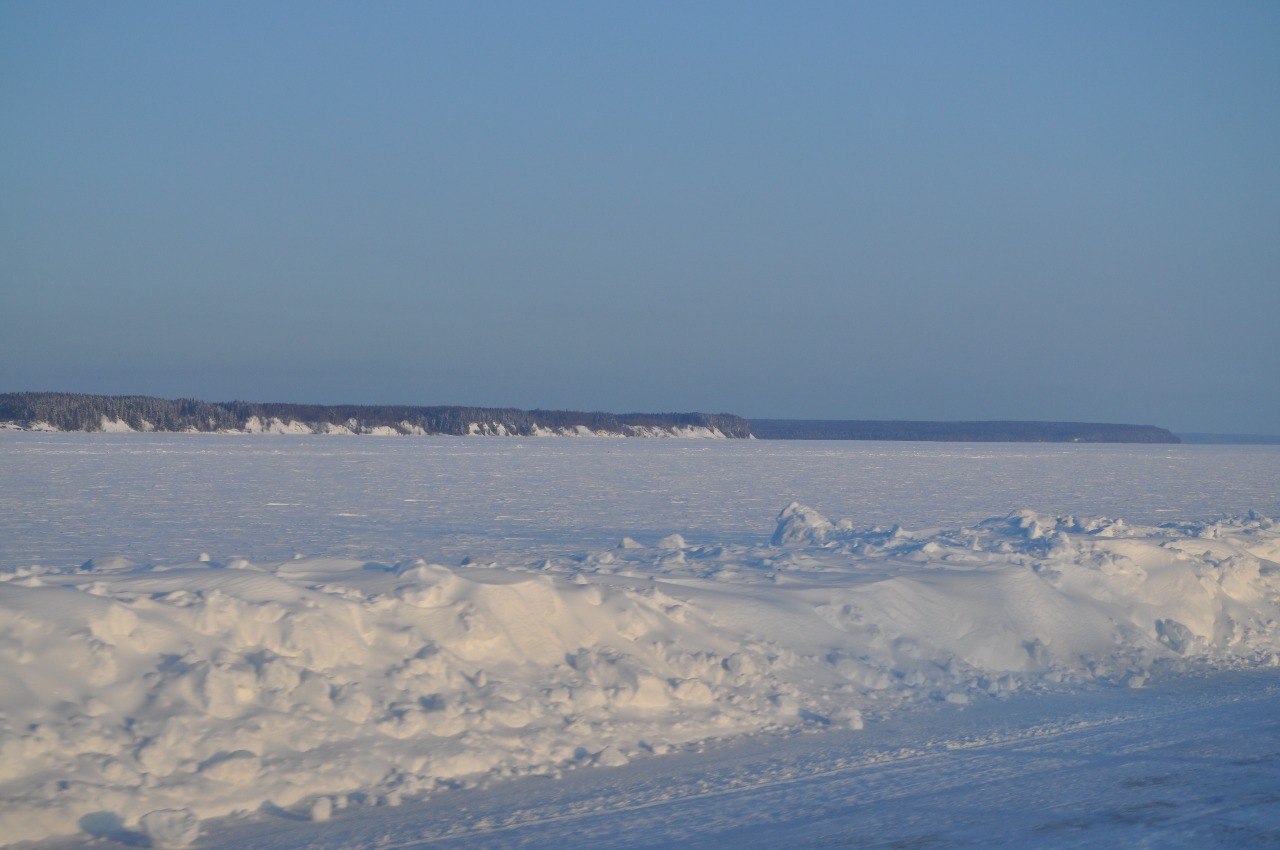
4,2,1277,434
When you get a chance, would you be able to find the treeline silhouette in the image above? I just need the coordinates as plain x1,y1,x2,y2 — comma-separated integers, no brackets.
0,393,753,437
1,394,1183,443
748,419,1181,443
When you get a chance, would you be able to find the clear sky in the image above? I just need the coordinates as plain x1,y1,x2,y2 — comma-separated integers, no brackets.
3,1,1278,434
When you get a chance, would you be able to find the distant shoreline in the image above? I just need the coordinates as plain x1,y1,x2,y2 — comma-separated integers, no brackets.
0,392,1204,443
749,419,1180,444
1177,433,1280,445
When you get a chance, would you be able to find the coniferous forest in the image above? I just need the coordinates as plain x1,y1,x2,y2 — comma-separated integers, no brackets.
0,393,1183,442
0,392,752,438
749,419,1181,443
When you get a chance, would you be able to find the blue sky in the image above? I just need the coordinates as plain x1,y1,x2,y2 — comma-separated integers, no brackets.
3,1,1277,433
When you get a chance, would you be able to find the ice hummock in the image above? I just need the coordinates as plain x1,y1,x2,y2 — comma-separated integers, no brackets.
1,506,1278,845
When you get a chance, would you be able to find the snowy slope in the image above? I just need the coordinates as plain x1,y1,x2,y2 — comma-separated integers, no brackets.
3,502,1278,846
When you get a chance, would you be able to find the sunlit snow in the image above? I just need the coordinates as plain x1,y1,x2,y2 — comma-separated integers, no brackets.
1,436,1278,848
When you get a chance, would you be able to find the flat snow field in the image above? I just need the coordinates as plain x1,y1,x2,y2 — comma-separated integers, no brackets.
2,435,1279,848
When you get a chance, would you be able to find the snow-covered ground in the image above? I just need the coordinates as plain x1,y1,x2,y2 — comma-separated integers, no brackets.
2,435,1278,848
158,668,1280,849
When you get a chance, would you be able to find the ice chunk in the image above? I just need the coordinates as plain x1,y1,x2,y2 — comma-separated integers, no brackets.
772,502,835,546
139,809,199,849
310,796,333,822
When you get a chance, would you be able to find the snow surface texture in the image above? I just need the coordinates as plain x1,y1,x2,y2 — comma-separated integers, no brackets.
178,669,1280,849
4,436,1278,576
3,502,1279,846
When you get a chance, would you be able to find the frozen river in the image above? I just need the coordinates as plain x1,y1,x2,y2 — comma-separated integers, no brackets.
2,434,1277,571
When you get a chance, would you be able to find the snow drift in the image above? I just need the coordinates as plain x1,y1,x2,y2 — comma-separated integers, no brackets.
2,506,1278,846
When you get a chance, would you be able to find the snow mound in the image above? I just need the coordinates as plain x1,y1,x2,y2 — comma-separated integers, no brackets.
772,501,838,545
2,507,1278,845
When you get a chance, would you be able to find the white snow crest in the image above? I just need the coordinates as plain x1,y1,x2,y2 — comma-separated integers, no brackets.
99,416,135,433
1,508,1278,845
524,423,728,438
1,420,59,431
240,416,313,435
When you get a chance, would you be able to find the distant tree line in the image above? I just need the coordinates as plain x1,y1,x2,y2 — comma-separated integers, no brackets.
1177,433,1280,445
0,394,1185,443
748,419,1181,444
0,392,754,438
